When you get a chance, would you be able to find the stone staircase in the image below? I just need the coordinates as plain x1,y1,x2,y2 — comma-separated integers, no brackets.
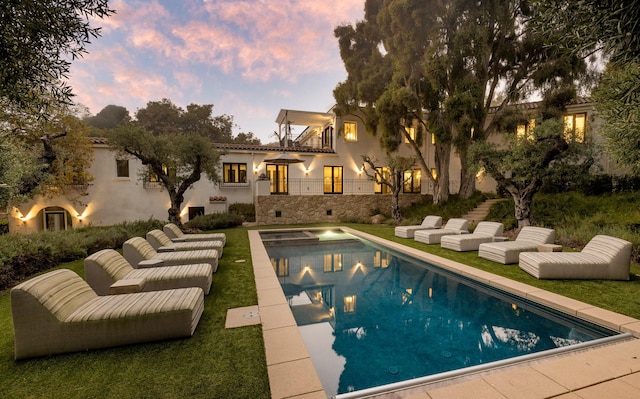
461,198,503,225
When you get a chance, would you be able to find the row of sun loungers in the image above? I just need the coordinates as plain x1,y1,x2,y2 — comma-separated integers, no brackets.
10,223,226,360
396,216,633,281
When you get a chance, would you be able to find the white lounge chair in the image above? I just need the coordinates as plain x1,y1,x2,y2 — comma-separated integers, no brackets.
394,215,443,238
519,235,632,280
147,229,223,257
11,269,204,360
414,218,469,244
478,226,555,264
441,221,504,252
123,237,218,272
163,223,226,245
84,249,213,295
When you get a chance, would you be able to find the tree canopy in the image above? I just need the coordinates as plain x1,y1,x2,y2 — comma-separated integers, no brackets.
85,105,131,130
533,0,640,175
0,0,114,114
0,104,94,206
334,0,590,203
107,99,224,224
470,118,593,228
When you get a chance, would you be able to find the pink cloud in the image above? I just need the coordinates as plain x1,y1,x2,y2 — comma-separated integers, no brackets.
91,0,363,82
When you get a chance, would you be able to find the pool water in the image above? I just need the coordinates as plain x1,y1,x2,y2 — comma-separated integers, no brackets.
263,230,619,398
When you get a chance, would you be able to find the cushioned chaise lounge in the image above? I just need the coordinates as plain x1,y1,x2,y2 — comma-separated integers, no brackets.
147,229,223,257
11,269,204,360
440,221,504,252
394,215,443,238
163,223,226,245
478,226,555,264
123,237,218,272
414,218,469,244
519,235,632,280
85,249,213,295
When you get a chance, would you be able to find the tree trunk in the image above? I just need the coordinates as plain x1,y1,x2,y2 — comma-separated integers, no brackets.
432,144,451,204
512,190,534,229
458,151,476,199
167,191,184,226
391,186,402,223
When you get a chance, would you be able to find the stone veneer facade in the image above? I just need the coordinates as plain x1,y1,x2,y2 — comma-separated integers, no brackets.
255,193,425,225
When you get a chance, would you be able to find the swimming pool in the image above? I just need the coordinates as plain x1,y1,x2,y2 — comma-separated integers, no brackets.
260,228,626,398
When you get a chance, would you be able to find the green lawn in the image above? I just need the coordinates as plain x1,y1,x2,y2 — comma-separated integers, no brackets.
1,223,640,398
0,227,269,399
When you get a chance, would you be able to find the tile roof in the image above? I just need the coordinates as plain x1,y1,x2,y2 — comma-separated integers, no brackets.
88,137,336,154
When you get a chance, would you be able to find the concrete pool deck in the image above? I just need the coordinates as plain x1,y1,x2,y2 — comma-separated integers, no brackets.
248,227,640,399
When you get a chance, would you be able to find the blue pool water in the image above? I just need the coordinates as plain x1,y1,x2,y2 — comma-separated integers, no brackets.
261,229,620,398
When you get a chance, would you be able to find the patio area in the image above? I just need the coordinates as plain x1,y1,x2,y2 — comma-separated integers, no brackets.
247,227,640,399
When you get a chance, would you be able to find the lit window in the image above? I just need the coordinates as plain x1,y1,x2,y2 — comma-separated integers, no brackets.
324,253,343,272
516,119,536,141
148,165,174,182
344,121,357,141
404,127,416,143
323,166,343,194
403,169,421,193
431,133,436,145
343,295,356,313
271,258,289,277
116,159,129,177
430,168,437,179
564,113,586,143
266,164,288,194
374,167,391,194
223,163,247,183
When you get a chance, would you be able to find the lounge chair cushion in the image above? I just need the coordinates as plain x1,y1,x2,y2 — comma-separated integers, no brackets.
123,237,218,272
441,221,504,252
519,235,632,280
11,269,204,359
478,226,555,264
163,223,226,245
394,216,443,238
414,218,469,244
146,229,223,257
84,249,212,295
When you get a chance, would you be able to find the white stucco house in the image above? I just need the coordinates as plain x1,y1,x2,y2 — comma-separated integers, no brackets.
6,99,619,233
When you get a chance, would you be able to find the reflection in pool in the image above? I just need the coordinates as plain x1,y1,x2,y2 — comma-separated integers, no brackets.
262,229,621,398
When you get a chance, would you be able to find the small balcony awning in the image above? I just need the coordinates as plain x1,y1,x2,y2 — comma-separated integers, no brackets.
275,109,334,127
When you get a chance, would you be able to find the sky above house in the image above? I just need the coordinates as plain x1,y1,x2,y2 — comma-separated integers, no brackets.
68,0,364,143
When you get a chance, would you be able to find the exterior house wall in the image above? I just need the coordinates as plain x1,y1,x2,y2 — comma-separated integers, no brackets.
7,101,626,233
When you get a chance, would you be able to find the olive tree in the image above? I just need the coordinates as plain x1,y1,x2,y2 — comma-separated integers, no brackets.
108,100,226,225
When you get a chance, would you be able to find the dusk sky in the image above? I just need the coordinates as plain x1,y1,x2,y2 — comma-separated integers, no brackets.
68,0,364,143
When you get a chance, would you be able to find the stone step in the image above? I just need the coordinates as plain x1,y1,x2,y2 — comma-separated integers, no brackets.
461,198,504,224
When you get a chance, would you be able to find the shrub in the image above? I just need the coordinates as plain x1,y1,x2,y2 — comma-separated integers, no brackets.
229,202,256,222
0,218,165,292
184,212,243,231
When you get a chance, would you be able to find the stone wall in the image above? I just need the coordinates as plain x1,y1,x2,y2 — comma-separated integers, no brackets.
255,194,425,225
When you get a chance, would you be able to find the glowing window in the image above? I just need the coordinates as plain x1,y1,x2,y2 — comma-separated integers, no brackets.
344,122,357,141
374,167,391,194
516,119,536,141
564,113,586,143
404,127,416,143
223,163,247,183
343,295,356,313
403,169,421,193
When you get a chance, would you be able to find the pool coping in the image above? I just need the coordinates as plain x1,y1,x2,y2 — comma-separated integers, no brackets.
249,226,640,399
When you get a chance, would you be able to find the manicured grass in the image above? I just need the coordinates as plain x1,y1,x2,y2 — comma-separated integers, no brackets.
0,227,269,399
345,223,640,319
1,219,640,398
